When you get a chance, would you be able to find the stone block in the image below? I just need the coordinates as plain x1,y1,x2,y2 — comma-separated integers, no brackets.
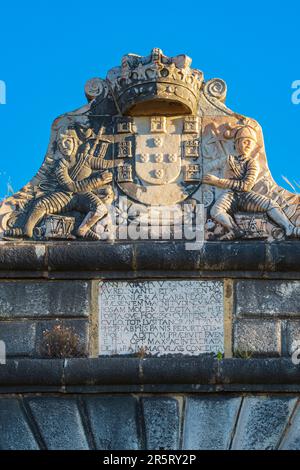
26,397,89,450
48,242,133,272
134,241,201,271
0,398,39,449
231,396,297,450
64,357,140,386
0,321,36,356
286,321,300,357
84,396,140,450
235,280,300,317
0,243,46,271
142,356,218,384
266,242,300,272
0,280,90,318
234,319,281,357
202,242,266,272
142,397,180,450
280,404,300,449
183,396,241,449
219,358,300,385
0,359,64,388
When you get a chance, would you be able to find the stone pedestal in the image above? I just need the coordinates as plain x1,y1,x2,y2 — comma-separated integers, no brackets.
0,241,300,449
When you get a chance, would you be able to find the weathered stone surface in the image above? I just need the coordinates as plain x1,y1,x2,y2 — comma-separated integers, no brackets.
64,357,140,386
134,242,201,271
99,280,224,356
235,280,300,316
266,242,300,272
2,357,300,392
231,396,297,450
0,321,36,356
286,321,300,357
183,396,241,449
0,280,90,318
84,396,140,450
0,244,46,271
27,397,89,450
0,359,64,388
0,398,39,449
202,242,266,272
0,319,88,359
0,393,299,450
280,404,300,449
219,358,300,385
48,243,133,272
142,397,180,450
142,356,218,385
1,241,300,275
234,319,281,357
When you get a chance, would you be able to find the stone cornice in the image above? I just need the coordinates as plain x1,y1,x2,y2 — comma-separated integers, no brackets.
0,357,300,393
0,241,299,279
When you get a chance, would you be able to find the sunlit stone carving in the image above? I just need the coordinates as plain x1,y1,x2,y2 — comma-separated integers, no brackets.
1,48,300,242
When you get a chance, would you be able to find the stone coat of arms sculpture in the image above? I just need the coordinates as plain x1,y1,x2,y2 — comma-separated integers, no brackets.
1,48,300,242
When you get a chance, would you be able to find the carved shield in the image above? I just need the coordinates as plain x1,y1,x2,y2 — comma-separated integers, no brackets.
115,116,201,205
135,134,181,185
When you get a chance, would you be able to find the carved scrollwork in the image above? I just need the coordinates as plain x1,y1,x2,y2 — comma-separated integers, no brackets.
84,78,109,102
204,78,227,102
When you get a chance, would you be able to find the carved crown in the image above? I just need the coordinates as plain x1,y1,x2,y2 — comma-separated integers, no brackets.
106,48,203,116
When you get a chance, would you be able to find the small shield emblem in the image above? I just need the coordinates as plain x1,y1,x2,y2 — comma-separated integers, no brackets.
135,134,181,185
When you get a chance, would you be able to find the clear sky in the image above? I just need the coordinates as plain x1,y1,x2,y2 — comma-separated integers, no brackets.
1,0,300,198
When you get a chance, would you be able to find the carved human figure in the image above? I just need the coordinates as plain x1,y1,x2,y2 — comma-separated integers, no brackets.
203,123,300,239
5,127,118,240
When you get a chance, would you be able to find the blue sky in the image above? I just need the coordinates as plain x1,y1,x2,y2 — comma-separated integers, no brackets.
0,0,300,197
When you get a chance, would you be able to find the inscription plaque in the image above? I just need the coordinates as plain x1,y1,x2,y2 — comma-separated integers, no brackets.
99,280,224,356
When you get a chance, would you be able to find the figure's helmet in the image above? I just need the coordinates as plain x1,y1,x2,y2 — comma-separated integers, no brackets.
224,119,258,143
58,128,78,141
235,125,257,142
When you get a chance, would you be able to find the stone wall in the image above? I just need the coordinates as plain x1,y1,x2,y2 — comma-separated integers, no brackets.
234,280,300,357
1,241,300,360
2,278,300,359
1,240,300,450
0,280,91,358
